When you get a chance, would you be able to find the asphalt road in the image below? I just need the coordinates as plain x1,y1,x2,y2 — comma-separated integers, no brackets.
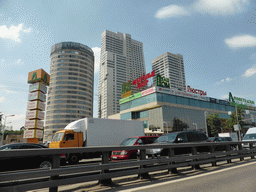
120,160,256,192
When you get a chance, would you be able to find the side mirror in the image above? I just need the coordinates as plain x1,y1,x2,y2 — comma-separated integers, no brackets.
177,138,184,143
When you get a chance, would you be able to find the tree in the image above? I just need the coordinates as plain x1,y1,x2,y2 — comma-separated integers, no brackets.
225,107,245,132
207,113,224,136
172,117,189,132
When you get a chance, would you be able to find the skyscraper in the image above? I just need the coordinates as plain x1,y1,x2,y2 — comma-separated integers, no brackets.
98,30,146,118
152,52,186,91
44,42,94,141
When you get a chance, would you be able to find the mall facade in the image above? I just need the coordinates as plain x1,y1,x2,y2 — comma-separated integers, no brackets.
109,86,256,136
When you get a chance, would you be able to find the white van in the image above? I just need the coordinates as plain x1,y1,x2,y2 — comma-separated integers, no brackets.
242,127,256,148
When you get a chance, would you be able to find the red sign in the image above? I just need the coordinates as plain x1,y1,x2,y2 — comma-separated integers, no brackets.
187,86,207,96
132,70,155,89
141,87,156,96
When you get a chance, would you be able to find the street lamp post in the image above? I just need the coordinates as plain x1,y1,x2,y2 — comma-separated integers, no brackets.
192,123,198,130
1,115,15,146
204,111,209,137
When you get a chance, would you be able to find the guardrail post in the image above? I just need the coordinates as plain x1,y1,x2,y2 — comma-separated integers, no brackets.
138,149,150,179
249,143,255,159
226,144,231,164
99,151,112,185
210,145,216,166
238,144,244,161
192,147,200,169
49,154,60,192
168,148,178,174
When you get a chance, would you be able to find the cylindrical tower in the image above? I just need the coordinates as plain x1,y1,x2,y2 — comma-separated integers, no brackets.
44,42,94,142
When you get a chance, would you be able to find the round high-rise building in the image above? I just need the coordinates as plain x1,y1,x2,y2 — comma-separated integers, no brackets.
44,42,94,141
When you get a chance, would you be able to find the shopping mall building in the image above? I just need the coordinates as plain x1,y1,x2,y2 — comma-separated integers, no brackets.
109,85,256,136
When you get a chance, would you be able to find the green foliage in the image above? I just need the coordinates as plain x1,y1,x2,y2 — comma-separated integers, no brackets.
207,113,225,136
172,117,189,132
225,107,244,131
0,130,24,140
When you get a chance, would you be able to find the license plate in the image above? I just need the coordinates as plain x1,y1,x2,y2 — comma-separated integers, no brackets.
112,156,117,159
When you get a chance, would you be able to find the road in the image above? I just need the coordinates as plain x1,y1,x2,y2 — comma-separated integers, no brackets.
29,158,256,192
120,160,256,192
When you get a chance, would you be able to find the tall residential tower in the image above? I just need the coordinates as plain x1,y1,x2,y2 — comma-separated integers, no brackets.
152,52,186,91
98,30,146,118
44,42,94,141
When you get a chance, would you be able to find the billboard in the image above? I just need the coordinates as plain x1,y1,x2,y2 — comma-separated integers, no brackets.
28,69,50,86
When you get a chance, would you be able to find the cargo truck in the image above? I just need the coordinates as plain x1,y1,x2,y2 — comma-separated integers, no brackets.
49,118,144,164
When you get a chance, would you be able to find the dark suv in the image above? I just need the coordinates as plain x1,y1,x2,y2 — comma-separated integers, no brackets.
146,131,209,157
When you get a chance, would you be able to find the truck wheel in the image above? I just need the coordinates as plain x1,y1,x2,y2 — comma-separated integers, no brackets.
68,154,79,164
39,161,52,169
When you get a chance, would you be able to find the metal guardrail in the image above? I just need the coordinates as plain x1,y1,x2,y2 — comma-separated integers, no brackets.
0,141,256,192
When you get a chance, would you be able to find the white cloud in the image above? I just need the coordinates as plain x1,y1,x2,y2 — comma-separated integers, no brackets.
221,94,229,100
194,0,249,16
92,47,101,73
155,5,190,18
243,65,256,77
155,0,249,19
0,96,5,103
216,77,234,84
225,35,256,49
0,24,32,42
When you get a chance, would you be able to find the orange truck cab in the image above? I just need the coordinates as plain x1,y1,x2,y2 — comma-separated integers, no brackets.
111,136,159,160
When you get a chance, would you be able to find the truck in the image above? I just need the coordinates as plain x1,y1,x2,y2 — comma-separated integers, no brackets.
242,127,256,148
49,118,144,164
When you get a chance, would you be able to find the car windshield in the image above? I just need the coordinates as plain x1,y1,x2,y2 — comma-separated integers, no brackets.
120,138,138,146
156,133,178,143
243,134,256,140
52,132,64,142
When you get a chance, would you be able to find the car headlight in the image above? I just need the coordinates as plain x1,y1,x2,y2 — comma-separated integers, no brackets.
120,150,128,155
150,148,161,154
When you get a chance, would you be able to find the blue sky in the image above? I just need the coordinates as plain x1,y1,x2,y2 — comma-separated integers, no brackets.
0,0,256,130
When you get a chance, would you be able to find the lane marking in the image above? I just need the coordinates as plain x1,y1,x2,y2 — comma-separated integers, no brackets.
119,161,256,192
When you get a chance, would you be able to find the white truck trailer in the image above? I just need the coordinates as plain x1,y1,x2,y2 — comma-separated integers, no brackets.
49,118,144,163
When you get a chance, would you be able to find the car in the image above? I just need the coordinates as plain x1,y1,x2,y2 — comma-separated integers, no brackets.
0,143,65,172
146,131,209,157
209,137,236,150
111,136,159,160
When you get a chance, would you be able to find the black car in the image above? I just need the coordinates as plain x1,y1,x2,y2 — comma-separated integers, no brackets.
209,137,235,150
0,143,54,171
146,131,209,157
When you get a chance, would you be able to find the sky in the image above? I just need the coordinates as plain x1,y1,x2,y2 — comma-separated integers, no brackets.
0,0,256,130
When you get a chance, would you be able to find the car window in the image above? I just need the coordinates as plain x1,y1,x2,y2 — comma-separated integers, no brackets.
147,137,158,144
198,133,208,141
137,138,147,145
177,133,188,142
64,133,74,141
186,132,199,142
0,145,19,150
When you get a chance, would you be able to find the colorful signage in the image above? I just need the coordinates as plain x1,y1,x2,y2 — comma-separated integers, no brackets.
229,92,255,109
119,92,142,104
28,69,50,86
187,86,207,96
121,81,132,98
132,70,155,89
156,74,170,88
27,100,45,111
23,129,43,138
141,87,156,97
121,90,132,98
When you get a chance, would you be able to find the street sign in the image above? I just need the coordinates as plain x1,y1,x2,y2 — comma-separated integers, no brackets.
234,124,240,131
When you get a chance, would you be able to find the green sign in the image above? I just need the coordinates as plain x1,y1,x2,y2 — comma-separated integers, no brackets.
119,92,142,104
156,74,170,88
229,92,255,109
122,81,131,94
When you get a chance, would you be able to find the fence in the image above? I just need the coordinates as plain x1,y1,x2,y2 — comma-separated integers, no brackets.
0,141,256,192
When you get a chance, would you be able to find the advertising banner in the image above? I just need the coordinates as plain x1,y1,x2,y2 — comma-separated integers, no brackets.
27,101,45,111
25,120,44,129
28,91,46,102
23,130,35,138
26,110,45,120
35,130,43,138
141,87,156,96
28,69,50,86
29,82,47,94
